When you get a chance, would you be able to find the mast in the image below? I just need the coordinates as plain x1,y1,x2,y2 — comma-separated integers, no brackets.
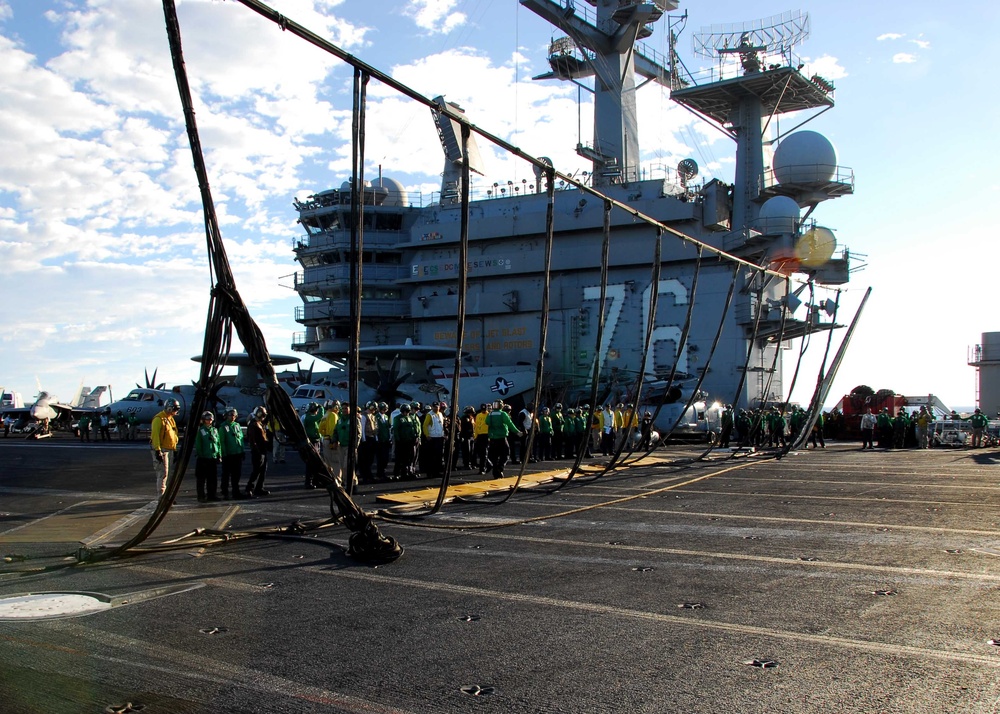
520,0,679,186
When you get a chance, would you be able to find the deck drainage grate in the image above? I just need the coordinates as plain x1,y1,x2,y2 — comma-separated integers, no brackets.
199,626,229,635
105,704,146,713
458,614,481,622
677,602,705,609
743,659,779,668
872,589,897,596
631,566,654,572
460,685,496,696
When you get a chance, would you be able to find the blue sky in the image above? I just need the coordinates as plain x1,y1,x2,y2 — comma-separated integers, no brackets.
2,0,997,411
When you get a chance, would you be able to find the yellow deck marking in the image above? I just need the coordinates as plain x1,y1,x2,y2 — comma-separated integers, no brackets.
375,455,676,505
376,471,562,504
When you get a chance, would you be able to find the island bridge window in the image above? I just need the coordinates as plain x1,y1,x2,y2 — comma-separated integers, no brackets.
361,288,401,300
340,212,404,231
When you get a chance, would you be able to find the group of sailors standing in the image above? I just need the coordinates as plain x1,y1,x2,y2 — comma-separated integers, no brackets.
150,400,271,502
858,406,990,449
146,398,664,502
718,405,826,450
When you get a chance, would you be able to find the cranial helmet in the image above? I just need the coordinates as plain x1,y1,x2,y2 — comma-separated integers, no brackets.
252,406,268,420
164,398,180,413
201,411,214,421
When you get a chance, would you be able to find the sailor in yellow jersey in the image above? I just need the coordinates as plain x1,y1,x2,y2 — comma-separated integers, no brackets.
318,401,341,471
473,403,491,475
150,398,180,496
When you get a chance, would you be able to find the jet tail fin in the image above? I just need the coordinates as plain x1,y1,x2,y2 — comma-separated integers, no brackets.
79,386,107,409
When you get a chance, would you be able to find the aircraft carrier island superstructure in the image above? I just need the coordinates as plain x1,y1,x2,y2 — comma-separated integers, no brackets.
290,1,855,416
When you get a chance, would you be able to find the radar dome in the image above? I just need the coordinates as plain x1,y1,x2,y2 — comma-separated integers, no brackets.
757,196,800,235
374,177,409,207
773,131,838,184
340,178,372,192
796,226,837,267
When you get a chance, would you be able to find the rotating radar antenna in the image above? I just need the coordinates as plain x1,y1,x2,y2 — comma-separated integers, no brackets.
694,10,810,74
677,158,699,186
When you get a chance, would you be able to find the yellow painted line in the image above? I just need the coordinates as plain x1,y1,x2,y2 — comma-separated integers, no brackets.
375,453,679,505
376,470,564,504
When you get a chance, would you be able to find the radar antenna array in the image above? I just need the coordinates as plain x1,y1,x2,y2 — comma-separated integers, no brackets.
677,158,699,186
693,10,809,66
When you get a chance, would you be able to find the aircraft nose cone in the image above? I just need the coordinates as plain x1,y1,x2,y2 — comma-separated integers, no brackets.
31,405,56,421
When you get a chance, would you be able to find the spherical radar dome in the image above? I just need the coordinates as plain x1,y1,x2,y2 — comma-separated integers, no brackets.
374,176,409,207
795,226,837,267
757,195,801,235
773,131,838,184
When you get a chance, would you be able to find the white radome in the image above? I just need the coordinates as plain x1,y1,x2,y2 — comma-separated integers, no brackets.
375,176,409,207
757,195,801,235
773,131,838,184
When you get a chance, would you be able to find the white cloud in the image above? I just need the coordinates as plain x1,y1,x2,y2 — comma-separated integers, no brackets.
910,39,931,49
892,53,917,64
877,33,904,41
803,54,848,81
404,0,467,34
0,0,373,399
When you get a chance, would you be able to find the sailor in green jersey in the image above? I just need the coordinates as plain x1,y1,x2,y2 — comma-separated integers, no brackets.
303,403,323,489
966,408,989,447
334,404,362,489
788,407,805,444
876,408,893,449
218,408,245,499
193,411,222,502
392,403,421,480
892,409,909,449
486,400,521,478
551,404,565,459
537,407,553,460
573,408,589,457
78,413,91,442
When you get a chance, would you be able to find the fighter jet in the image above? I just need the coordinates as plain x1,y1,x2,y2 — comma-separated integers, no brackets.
1,386,110,436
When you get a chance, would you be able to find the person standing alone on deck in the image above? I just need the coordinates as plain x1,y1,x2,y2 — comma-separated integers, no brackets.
150,398,180,497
